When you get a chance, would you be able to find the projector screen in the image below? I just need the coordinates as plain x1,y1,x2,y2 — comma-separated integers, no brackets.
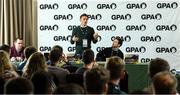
38,0,180,69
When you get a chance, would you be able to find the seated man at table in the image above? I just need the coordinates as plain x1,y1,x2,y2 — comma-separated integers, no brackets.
96,36,124,61
10,38,25,62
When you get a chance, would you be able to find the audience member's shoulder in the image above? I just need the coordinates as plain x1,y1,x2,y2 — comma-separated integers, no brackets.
1,70,19,81
48,66,69,73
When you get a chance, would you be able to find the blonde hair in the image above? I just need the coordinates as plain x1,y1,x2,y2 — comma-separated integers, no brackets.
0,50,13,75
105,56,125,80
23,52,47,78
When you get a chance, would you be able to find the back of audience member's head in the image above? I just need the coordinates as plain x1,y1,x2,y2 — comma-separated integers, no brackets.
49,48,62,65
84,67,110,94
82,49,94,65
54,83,85,94
0,50,13,74
31,70,55,94
0,50,19,80
149,57,170,78
52,45,63,52
4,77,33,94
24,46,37,60
105,56,125,80
0,44,10,54
130,89,150,94
152,71,177,94
23,52,47,79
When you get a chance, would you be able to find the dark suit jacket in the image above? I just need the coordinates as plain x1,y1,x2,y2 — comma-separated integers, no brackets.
96,47,124,61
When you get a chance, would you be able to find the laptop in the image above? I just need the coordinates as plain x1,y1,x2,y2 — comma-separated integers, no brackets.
124,54,139,64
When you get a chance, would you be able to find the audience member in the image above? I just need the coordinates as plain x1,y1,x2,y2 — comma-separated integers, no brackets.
18,46,37,71
143,57,170,93
47,45,68,66
152,71,177,94
52,45,68,64
76,49,97,75
4,77,33,94
54,83,85,94
84,67,110,94
96,36,124,61
48,48,69,85
31,70,55,94
0,50,19,81
10,38,25,62
0,44,10,54
22,52,47,79
105,56,126,94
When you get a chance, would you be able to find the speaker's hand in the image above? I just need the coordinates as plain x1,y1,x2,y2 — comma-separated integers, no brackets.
72,35,79,42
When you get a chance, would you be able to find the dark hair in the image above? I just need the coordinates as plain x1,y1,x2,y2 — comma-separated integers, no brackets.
106,56,125,80
14,37,23,42
82,49,94,64
54,83,85,94
49,48,63,64
31,70,54,94
52,45,63,52
84,67,110,94
0,44,10,53
152,71,177,94
24,46,37,59
149,58,170,78
115,36,123,46
80,13,88,19
4,77,33,94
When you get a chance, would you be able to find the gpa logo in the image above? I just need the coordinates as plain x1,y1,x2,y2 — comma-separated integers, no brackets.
126,2,147,9
111,14,131,20
97,3,117,9
68,3,87,10
67,47,76,52
39,3,59,10
96,47,106,52
141,13,162,20
88,14,102,20
97,36,102,42
39,46,51,52
39,24,58,31
111,35,131,42
141,35,161,42
54,14,73,20
156,24,177,31
140,58,153,63
156,47,177,53
126,46,146,53
96,25,116,31
157,2,178,9
126,24,146,31
68,25,78,31
54,35,71,42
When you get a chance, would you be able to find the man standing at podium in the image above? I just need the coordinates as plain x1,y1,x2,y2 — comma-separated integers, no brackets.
70,13,99,58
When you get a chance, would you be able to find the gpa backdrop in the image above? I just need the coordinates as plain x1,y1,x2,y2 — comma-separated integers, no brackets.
38,0,180,69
